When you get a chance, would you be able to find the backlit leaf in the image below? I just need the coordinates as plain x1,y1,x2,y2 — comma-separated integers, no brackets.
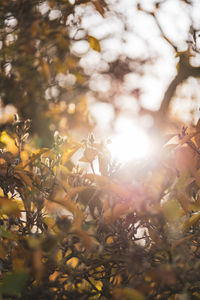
182,212,200,231
162,198,183,221
88,36,101,52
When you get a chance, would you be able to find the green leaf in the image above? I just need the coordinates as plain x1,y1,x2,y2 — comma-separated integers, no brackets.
162,198,182,221
0,270,29,298
88,36,101,52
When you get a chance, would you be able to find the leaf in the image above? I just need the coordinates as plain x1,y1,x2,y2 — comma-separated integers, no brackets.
67,257,79,268
172,234,194,249
0,270,29,297
51,187,88,229
42,60,51,80
20,148,49,168
182,212,200,231
113,287,145,300
176,171,190,192
0,202,20,217
0,131,18,154
162,198,183,222
0,197,20,217
175,145,197,174
62,145,81,164
88,36,101,52
84,174,132,199
178,131,200,146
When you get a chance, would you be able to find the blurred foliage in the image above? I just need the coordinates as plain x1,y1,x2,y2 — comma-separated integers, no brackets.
0,115,199,299
0,0,108,145
0,0,199,145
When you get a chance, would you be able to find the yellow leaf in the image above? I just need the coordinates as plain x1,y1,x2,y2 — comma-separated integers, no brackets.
88,35,101,52
113,287,145,300
182,212,200,231
0,131,18,154
0,201,20,217
62,145,81,164
106,236,114,244
43,216,56,229
67,257,79,268
162,198,183,222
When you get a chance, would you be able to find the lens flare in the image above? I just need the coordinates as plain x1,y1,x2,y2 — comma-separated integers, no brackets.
108,125,150,162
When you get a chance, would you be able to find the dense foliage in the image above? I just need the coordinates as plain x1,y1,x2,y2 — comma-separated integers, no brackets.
0,117,199,299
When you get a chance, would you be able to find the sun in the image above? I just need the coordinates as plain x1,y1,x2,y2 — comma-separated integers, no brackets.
107,120,151,163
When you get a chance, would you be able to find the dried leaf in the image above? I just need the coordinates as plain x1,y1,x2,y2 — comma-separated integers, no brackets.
92,0,106,16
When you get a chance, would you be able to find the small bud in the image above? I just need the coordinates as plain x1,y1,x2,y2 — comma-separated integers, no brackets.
24,119,31,130
14,113,20,123
54,130,59,141
15,138,19,148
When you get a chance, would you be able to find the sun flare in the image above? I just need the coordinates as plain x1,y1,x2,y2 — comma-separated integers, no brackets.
107,123,150,163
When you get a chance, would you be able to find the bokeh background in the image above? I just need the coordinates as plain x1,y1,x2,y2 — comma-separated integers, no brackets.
0,0,200,162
